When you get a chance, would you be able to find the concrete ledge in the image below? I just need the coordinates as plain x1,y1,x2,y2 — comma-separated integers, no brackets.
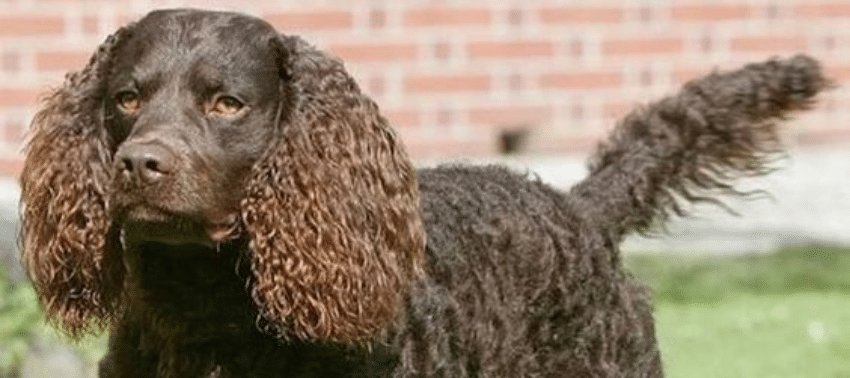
3,144,848,276
504,144,850,254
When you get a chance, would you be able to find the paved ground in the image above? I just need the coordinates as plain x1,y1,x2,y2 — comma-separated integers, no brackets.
0,179,21,282
502,144,850,254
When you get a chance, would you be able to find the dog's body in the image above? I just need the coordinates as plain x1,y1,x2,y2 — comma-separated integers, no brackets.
19,9,828,378
99,163,663,377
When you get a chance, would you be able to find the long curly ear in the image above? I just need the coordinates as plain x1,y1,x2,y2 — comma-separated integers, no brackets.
19,27,131,338
241,36,426,342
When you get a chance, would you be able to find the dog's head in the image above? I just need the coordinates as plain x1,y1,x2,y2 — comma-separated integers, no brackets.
20,9,425,342
106,10,284,244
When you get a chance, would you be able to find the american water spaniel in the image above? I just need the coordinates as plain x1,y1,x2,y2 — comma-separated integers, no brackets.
19,8,829,378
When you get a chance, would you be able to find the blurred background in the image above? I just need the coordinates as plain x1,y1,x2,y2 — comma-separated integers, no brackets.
0,0,849,377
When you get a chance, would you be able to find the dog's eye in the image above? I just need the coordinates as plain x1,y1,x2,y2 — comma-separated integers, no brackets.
211,96,244,116
115,91,141,114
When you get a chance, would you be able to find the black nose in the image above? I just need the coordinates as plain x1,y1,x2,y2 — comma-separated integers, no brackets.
115,143,176,184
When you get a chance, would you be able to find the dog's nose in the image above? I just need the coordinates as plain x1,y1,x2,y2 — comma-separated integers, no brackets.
115,143,176,184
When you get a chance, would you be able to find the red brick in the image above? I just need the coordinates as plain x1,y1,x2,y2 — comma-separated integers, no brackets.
0,16,64,36
507,8,524,25
366,76,385,96
433,42,452,60
539,72,622,89
0,88,40,106
797,3,850,17
604,38,683,55
404,7,491,27
699,34,714,53
568,39,584,57
764,3,781,19
116,14,136,26
569,103,585,120
797,128,850,145
266,10,353,31
404,74,490,93
2,51,21,72
384,109,422,128
469,105,553,126
468,41,554,59
0,158,22,178
825,65,850,80
674,67,713,84
823,35,838,51
82,16,99,35
435,108,454,126
671,5,752,21
637,6,654,23
36,51,90,71
603,101,634,119
330,43,418,62
3,121,24,145
820,97,838,112
730,36,807,52
405,139,494,160
528,135,599,155
369,9,386,29
638,69,653,86
538,7,624,24
508,74,523,91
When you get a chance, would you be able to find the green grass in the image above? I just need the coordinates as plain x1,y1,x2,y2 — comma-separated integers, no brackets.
655,293,850,378
3,244,849,377
626,244,850,378
0,267,105,376
627,244,850,303
0,269,41,375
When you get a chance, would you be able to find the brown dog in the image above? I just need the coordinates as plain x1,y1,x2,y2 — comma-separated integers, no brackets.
20,8,829,377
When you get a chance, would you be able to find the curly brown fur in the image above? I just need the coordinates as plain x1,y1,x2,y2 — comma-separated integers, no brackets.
19,8,829,378
241,36,424,342
20,28,131,337
571,55,831,239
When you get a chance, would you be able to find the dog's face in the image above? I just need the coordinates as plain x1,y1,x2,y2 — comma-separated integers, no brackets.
106,10,283,245
21,8,425,342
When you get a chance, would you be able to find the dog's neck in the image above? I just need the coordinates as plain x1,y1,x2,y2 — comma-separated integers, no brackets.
121,238,259,340
116,238,401,374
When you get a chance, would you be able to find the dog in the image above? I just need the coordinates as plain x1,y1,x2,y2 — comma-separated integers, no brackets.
19,8,829,377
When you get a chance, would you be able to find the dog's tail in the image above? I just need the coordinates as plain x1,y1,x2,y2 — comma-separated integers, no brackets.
570,55,831,240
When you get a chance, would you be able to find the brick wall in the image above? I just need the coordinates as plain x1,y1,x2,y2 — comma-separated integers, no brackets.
1,0,849,176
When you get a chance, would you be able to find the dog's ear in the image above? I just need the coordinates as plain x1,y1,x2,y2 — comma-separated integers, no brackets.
241,35,426,342
19,27,131,338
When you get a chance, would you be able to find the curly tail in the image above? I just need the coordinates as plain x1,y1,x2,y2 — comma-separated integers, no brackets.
570,55,831,240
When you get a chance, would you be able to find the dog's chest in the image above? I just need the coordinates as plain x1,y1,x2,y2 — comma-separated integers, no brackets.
123,243,403,376
130,243,257,339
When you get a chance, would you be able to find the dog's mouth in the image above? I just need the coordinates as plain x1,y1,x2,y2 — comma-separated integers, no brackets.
116,203,240,247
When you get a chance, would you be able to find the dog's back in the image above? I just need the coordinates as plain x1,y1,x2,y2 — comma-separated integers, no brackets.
415,165,662,376
411,55,828,377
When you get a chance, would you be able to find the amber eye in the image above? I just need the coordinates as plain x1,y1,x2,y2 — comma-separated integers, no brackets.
115,91,141,113
211,96,244,116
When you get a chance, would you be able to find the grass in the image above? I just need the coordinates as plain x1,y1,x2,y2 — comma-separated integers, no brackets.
626,244,850,378
655,293,850,378
3,244,849,377
627,244,850,303
0,269,41,376
0,267,105,376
